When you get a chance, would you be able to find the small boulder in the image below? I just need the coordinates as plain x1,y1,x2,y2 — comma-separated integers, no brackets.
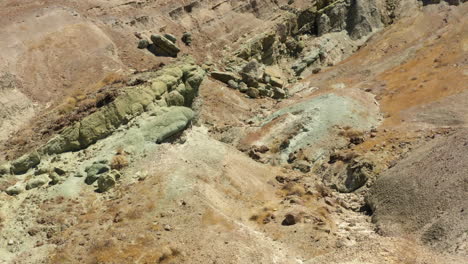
26,174,50,190
270,76,284,88
247,88,260,99
181,32,192,46
227,80,239,89
281,214,298,226
272,87,286,99
6,184,24,196
240,60,265,87
238,82,248,93
210,71,240,84
137,39,150,49
150,34,180,57
97,170,121,193
0,163,10,177
85,163,110,185
48,172,61,185
10,152,41,175
163,33,177,44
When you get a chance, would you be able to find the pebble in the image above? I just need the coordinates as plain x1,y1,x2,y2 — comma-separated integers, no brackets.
7,240,14,246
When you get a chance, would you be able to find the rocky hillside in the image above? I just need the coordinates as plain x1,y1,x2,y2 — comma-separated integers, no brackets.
0,0,467,263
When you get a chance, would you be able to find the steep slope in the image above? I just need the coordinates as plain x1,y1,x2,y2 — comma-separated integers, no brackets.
0,1,467,264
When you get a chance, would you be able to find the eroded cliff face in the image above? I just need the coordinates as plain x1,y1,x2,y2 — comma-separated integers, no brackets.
0,1,467,263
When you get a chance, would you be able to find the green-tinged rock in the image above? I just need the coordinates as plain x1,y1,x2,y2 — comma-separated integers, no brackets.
239,82,248,93
49,172,61,185
43,60,205,154
150,81,168,98
97,170,121,193
166,91,185,106
227,80,239,89
156,75,179,90
138,39,150,49
85,163,110,185
182,32,192,46
0,163,10,177
10,151,41,175
26,174,50,190
138,107,194,143
150,34,180,57
164,33,177,44
6,184,24,196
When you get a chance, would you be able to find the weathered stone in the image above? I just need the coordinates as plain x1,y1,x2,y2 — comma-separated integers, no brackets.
240,60,264,87
0,163,10,177
10,151,41,175
49,172,61,185
258,87,269,97
211,71,240,84
165,90,185,106
293,160,311,173
292,49,321,75
150,34,180,57
247,88,260,98
43,60,205,154
97,170,121,193
330,158,374,193
85,163,110,185
281,214,298,226
6,184,24,196
239,82,248,93
270,77,284,88
137,39,150,49
137,107,194,143
26,174,50,190
272,87,287,99
54,167,66,176
164,33,177,43
182,32,192,46
227,80,239,89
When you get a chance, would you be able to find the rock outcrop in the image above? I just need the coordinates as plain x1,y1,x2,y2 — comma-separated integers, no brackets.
43,58,204,155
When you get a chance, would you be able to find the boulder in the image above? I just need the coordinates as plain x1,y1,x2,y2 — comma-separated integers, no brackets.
10,151,41,175
227,80,239,89
247,88,260,98
136,107,194,143
6,184,24,196
181,32,192,46
137,39,150,49
211,71,240,84
0,163,10,177
270,76,284,88
150,34,180,57
239,82,248,93
97,170,121,193
272,87,286,99
85,163,110,185
240,60,265,87
164,33,177,43
25,174,50,190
